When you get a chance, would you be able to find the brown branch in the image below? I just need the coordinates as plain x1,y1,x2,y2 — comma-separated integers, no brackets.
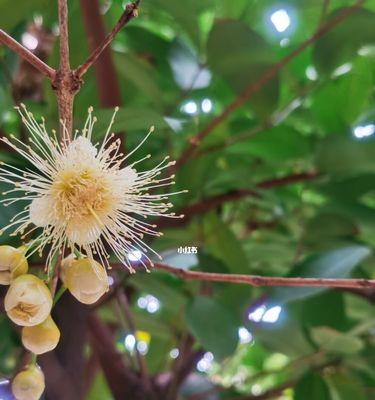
88,313,149,400
58,0,70,75
196,123,268,158
165,334,204,400
319,0,331,26
152,263,375,290
195,82,317,158
116,290,151,391
256,171,318,189
53,0,80,139
79,0,125,154
0,29,55,79
75,0,140,78
233,380,294,400
38,352,82,400
157,171,318,229
79,0,122,108
173,0,365,170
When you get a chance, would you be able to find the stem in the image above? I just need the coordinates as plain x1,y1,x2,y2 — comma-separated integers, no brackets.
79,0,125,153
75,0,140,78
30,353,37,365
79,0,122,108
58,0,70,74
88,313,149,399
153,263,375,290
116,291,152,393
319,0,331,26
55,0,76,140
53,285,67,306
0,29,56,79
156,171,318,229
173,0,364,170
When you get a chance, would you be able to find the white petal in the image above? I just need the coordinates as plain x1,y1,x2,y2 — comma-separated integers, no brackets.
29,197,54,227
119,166,137,186
65,217,102,246
64,136,98,165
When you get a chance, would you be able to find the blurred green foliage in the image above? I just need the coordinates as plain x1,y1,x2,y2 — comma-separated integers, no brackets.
0,0,374,399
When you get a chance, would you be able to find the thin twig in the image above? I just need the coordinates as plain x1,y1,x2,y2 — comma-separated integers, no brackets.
196,83,318,158
116,290,151,392
153,263,375,290
156,171,318,229
319,0,331,26
0,29,55,79
231,358,341,400
173,0,364,170
165,334,204,400
79,0,125,154
87,313,148,399
75,0,140,78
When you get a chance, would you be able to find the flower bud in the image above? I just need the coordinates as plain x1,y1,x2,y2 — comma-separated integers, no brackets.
62,257,109,304
0,245,28,285
22,315,60,354
4,274,52,326
12,365,45,400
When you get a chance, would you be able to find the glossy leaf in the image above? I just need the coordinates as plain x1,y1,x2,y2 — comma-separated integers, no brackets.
186,296,238,360
295,372,331,400
271,245,371,303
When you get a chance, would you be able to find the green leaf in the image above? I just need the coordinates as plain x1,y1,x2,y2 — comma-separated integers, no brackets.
311,327,364,355
311,58,373,132
299,292,349,331
271,245,371,303
0,0,52,29
185,296,238,360
95,107,168,134
251,316,314,357
207,19,279,118
131,313,172,340
203,213,249,274
87,372,113,400
318,174,375,202
152,0,212,48
327,372,367,400
130,273,187,314
228,125,311,162
316,135,375,175
313,7,375,75
115,53,163,106
304,212,357,248
295,372,331,400
146,336,172,373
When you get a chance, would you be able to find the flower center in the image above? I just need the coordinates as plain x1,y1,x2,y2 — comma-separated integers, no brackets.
12,302,40,319
52,169,111,223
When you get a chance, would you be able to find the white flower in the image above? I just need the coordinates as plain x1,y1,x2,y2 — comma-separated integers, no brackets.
0,105,185,271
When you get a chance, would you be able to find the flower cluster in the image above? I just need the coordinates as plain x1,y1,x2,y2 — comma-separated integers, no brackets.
1,248,54,399
0,106,183,400
0,105,184,271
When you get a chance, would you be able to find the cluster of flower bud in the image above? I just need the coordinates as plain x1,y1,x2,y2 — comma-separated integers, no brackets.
61,256,109,304
0,245,110,400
